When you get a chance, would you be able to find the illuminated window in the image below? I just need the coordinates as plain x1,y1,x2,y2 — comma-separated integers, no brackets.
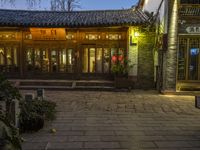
25,33,32,40
66,33,75,40
178,38,200,81
107,34,122,40
85,34,100,40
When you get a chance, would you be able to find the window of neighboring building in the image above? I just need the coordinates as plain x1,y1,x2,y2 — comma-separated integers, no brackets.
180,0,200,4
178,37,200,81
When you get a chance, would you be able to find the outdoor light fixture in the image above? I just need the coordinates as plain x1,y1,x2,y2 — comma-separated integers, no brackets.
130,30,139,46
130,36,137,46
134,31,140,37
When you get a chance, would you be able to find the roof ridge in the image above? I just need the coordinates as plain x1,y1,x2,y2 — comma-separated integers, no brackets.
0,8,133,13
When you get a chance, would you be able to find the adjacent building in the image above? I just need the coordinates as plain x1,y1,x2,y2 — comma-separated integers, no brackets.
139,0,200,92
0,8,156,89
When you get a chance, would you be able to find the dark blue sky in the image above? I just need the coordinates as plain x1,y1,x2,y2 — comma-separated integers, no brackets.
1,0,139,10
79,0,138,10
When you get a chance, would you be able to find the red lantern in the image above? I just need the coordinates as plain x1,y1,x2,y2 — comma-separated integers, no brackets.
118,55,123,62
112,55,117,63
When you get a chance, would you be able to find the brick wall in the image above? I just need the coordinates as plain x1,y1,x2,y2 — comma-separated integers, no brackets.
136,34,155,89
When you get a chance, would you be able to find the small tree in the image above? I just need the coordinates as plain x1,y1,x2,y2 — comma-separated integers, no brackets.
0,0,80,11
0,0,41,9
50,0,80,11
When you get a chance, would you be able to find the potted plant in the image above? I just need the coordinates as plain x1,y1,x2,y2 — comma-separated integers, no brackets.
111,54,133,89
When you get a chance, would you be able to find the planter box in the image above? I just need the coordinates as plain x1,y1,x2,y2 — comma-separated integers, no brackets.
114,77,133,89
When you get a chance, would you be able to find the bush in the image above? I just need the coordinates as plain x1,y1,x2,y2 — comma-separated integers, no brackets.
0,74,22,150
0,114,22,150
19,99,56,132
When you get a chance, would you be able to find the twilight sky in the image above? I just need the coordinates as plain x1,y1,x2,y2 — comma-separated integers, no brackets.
0,0,139,10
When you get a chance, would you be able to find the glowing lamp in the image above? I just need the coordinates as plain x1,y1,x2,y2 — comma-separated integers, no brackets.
134,32,140,37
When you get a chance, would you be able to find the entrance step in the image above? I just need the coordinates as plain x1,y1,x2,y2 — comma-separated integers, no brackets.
9,79,115,91
177,82,200,92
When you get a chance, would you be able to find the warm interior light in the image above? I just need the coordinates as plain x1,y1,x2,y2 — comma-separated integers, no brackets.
134,32,140,37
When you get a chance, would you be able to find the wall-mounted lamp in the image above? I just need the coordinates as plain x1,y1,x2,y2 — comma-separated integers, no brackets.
134,31,140,37
130,36,137,46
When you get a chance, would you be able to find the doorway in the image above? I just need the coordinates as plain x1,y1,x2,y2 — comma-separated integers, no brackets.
81,45,126,75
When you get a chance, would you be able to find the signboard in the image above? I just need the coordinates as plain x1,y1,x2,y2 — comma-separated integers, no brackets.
186,26,200,34
30,28,66,40
195,96,200,109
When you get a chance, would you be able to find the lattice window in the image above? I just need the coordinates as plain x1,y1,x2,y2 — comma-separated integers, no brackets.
85,34,100,40
188,38,199,80
66,33,75,40
106,34,122,40
178,38,187,80
180,0,200,4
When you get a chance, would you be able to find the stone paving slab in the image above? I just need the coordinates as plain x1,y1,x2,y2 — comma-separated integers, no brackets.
21,90,200,150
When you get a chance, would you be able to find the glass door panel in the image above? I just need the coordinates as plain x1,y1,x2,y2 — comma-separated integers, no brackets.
178,38,187,80
103,48,110,73
6,48,12,65
111,48,118,68
13,48,18,66
0,46,19,73
67,49,74,73
34,48,41,71
119,48,125,63
0,47,5,65
41,49,49,72
189,39,199,80
96,48,103,73
189,48,199,80
83,48,88,73
59,49,67,72
0,47,5,72
26,48,34,71
51,50,58,72
89,48,95,73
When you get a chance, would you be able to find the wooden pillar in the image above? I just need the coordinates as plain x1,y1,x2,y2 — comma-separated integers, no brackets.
19,28,24,78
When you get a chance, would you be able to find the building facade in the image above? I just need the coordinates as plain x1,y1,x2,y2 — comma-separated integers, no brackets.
0,8,156,88
139,0,200,92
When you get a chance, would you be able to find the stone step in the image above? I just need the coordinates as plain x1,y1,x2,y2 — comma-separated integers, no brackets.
10,79,115,91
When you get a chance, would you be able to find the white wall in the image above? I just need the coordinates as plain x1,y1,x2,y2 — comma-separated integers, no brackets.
142,0,168,34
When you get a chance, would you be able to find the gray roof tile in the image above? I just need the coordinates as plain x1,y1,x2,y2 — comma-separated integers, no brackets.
0,9,148,27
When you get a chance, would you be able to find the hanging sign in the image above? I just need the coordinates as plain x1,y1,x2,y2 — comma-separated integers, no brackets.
30,28,66,40
186,26,200,34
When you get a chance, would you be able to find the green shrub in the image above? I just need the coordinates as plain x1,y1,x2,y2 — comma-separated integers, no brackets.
0,74,22,150
19,99,56,132
0,114,22,150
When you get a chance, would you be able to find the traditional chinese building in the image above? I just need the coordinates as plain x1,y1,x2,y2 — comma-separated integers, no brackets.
0,8,156,89
139,0,200,92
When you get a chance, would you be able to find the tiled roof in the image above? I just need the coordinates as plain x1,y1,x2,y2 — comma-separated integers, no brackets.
0,9,149,27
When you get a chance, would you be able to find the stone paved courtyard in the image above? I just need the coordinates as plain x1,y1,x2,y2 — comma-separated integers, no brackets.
21,90,200,150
